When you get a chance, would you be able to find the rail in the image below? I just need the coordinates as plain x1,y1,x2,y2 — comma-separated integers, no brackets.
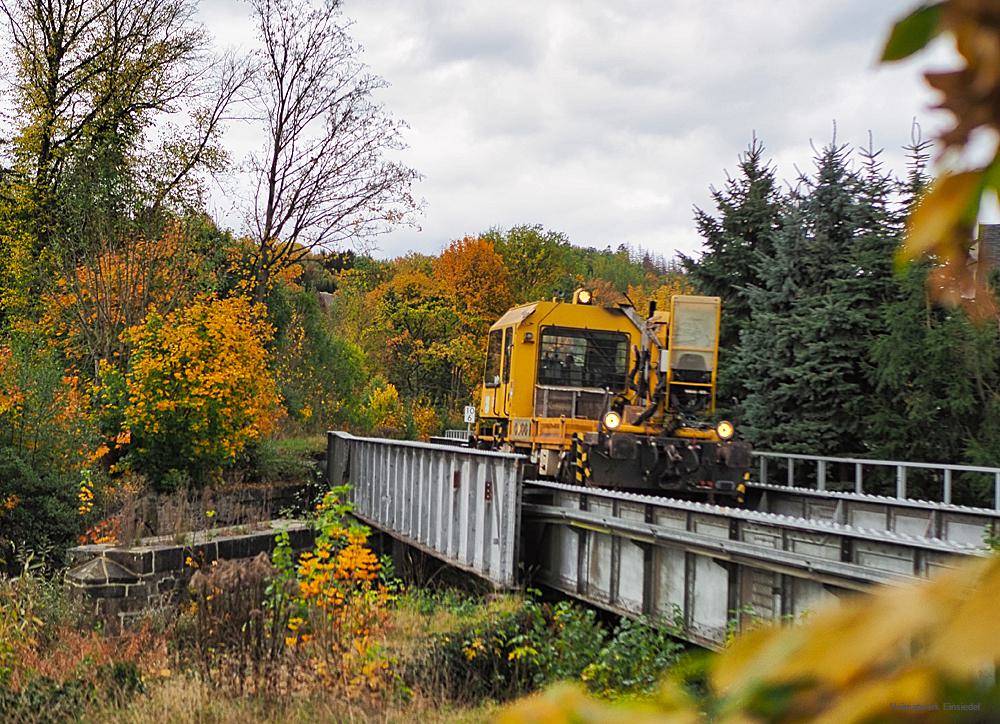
753,450,1000,510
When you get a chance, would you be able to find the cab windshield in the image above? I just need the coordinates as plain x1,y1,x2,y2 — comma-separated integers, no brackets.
537,327,628,390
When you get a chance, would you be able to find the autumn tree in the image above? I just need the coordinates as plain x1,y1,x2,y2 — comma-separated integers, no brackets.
0,0,251,333
244,0,419,300
266,275,367,431
124,294,282,487
434,236,513,321
0,0,239,228
40,216,235,375
484,225,574,302
375,257,462,404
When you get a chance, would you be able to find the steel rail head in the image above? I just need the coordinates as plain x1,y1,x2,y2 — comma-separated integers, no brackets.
523,480,986,553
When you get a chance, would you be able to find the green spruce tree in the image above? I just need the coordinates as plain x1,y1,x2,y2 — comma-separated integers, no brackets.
740,141,899,454
683,136,784,413
869,135,1000,476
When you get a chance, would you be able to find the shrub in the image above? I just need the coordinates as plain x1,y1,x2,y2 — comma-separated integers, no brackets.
407,602,542,703
0,662,143,723
0,343,95,564
365,383,404,435
0,343,94,471
272,486,395,696
124,294,283,488
0,450,77,572
533,601,605,687
177,553,289,696
409,399,440,441
501,555,1000,722
267,285,367,432
580,616,685,695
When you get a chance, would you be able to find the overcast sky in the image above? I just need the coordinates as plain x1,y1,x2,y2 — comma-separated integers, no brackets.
201,0,957,260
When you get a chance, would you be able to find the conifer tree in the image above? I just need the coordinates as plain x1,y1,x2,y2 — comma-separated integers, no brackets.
739,142,898,454
683,136,784,412
868,135,1000,471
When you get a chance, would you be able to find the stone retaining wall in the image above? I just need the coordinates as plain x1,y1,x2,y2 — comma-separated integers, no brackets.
65,520,313,630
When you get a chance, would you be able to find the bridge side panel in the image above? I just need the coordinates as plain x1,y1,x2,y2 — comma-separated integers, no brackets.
328,431,523,588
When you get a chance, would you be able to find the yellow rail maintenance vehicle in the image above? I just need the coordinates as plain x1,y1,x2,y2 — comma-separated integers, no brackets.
475,289,751,498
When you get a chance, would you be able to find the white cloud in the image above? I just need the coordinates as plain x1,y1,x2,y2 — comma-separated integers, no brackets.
201,0,954,260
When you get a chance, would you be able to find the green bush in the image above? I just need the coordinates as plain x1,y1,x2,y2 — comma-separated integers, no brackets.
408,603,542,703
0,662,143,723
581,616,685,695
0,449,77,573
403,592,686,703
531,601,605,686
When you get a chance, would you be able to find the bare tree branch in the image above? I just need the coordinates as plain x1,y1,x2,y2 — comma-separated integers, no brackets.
245,0,420,299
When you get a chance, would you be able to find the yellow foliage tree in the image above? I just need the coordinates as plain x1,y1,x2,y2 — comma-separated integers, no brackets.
411,398,440,440
626,276,697,316
365,383,405,434
124,294,282,486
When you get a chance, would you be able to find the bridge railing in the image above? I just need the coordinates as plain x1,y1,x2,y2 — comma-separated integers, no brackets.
327,431,524,588
753,451,1000,510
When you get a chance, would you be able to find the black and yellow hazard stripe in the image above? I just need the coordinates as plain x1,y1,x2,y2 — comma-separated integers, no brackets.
572,433,592,485
737,471,750,505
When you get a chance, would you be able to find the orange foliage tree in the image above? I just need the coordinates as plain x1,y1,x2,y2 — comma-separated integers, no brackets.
42,223,211,372
369,256,465,405
124,294,282,487
433,236,513,321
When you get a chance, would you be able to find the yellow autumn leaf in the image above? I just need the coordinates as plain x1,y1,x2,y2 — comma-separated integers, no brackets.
899,170,983,264
713,557,998,714
496,682,699,724
924,556,1000,678
810,666,939,724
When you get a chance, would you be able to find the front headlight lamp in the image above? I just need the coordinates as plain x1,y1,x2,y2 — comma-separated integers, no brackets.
716,420,735,441
603,410,622,430
576,288,593,304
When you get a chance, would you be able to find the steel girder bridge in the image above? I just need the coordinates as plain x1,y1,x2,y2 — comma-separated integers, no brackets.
327,432,999,649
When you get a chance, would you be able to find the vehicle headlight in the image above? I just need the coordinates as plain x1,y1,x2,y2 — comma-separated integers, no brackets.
716,420,735,440
603,410,621,430
577,289,592,304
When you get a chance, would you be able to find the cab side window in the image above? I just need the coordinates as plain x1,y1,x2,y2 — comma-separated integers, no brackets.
501,327,514,383
484,329,502,387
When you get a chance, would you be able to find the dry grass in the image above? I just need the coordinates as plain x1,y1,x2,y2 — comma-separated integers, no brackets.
82,592,521,723
86,675,498,723
377,592,524,663
9,623,168,690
